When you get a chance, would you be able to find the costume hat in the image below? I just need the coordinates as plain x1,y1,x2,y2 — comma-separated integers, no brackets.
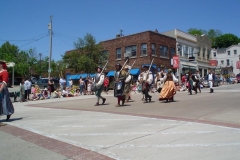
0,60,7,69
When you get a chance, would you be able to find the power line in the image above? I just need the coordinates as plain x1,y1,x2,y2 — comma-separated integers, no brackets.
54,31,79,40
19,34,48,48
0,33,48,42
54,33,73,47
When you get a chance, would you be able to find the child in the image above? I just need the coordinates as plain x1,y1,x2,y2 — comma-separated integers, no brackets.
132,82,137,94
87,81,92,95
74,88,80,97
19,79,25,102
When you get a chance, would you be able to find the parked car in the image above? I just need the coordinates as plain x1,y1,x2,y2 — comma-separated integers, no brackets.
33,78,60,89
236,74,240,83
30,77,38,84
202,77,220,88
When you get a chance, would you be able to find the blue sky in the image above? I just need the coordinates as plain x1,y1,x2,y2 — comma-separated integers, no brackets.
1,0,240,61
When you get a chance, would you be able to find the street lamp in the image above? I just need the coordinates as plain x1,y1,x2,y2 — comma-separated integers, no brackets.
176,42,181,83
7,62,15,87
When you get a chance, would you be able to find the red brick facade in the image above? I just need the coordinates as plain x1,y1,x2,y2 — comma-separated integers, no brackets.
100,30,176,73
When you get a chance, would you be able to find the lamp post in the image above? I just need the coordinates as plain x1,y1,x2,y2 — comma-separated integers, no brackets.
7,62,15,87
176,42,181,83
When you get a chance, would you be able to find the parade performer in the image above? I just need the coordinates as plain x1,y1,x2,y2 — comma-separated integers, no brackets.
187,71,197,95
93,66,106,106
123,65,133,103
155,68,165,93
139,65,153,102
114,63,127,107
0,60,14,126
206,70,216,93
194,70,201,93
159,69,178,102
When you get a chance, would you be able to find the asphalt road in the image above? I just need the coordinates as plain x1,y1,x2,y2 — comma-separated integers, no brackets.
1,83,240,160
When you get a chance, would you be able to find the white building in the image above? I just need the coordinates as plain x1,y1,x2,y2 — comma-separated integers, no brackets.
211,43,240,76
162,29,212,78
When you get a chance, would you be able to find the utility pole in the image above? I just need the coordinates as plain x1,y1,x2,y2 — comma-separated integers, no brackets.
48,15,53,78
39,53,42,77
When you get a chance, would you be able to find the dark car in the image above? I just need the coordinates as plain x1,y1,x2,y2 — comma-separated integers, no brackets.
33,78,60,89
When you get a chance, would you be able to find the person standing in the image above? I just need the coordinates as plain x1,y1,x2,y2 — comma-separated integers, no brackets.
206,70,215,93
69,78,73,88
114,63,126,107
194,70,201,93
59,76,66,91
94,66,106,106
159,69,178,102
19,78,25,102
138,66,153,103
48,77,55,96
123,65,133,103
187,71,197,95
24,78,29,101
0,60,14,124
27,77,32,100
79,77,85,95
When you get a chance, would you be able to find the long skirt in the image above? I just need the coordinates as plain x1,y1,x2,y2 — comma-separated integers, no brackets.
0,87,14,116
159,81,176,101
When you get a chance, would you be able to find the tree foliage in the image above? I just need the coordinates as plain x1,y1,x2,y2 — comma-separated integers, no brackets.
187,28,223,48
63,33,107,74
214,33,240,48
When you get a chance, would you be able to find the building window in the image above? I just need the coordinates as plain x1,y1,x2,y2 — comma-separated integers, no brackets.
228,51,230,55
170,48,175,56
197,47,200,56
160,46,168,57
125,45,137,57
213,52,216,57
207,49,211,59
227,59,230,66
183,45,188,57
221,60,224,65
234,50,237,54
141,44,147,56
101,50,108,62
116,48,121,59
203,48,206,58
151,44,156,55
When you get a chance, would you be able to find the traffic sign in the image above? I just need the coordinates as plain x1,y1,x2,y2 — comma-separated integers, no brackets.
48,68,52,73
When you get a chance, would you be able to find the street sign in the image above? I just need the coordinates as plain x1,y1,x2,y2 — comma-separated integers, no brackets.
48,68,52,73
188,56,195,61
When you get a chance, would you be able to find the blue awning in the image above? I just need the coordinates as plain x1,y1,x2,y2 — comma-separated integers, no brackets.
142,64,156,69
129,68,140,75
107,71,115,77
69,75,80,80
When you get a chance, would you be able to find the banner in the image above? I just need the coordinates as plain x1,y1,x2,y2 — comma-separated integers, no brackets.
173,55,179,69
209,60,218,66
236,61,240,69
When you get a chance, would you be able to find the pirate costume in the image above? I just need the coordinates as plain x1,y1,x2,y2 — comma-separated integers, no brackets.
123,65,133,102
114,63,127,107
93,66,106,106
138,65,153,103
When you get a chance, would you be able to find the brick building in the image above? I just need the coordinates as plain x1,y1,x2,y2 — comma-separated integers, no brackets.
100,30,176,79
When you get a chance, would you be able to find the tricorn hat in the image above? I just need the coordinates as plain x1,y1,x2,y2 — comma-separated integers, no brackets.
0,60,7,70
115,63,122,67
143,65,148,69
97,66,103,70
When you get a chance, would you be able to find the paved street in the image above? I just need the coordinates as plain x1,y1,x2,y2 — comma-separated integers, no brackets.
1,84,240,160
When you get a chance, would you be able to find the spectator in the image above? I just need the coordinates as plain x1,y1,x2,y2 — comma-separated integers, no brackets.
24,78,29,101
79,77,85,95
48,77,55,96
69,78,73,88
19,78,25,102
59,76,66,91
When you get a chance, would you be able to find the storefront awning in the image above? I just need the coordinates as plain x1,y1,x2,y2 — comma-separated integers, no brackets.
129,68,140,75
141,64,156,69
107,71,115,77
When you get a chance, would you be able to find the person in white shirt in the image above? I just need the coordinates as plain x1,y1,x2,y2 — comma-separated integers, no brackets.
27,78,32,100
93,66,106,106
59,76,66,91
206,70,215,93
138,65,153,103
24,79,29,100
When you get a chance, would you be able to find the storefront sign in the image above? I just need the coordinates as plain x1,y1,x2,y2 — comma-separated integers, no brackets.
236,61,240,69
173,55,179,69
209,60,218,66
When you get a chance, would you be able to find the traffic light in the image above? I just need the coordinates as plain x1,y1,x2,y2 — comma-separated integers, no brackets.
189,56,195,61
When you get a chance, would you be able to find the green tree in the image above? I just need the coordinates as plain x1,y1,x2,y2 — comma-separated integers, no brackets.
214,34,240,48
63,33,107,74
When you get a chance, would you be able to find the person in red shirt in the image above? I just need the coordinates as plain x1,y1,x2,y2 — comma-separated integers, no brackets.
181,74,187,91
103,76,109,94
0,60,14,125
